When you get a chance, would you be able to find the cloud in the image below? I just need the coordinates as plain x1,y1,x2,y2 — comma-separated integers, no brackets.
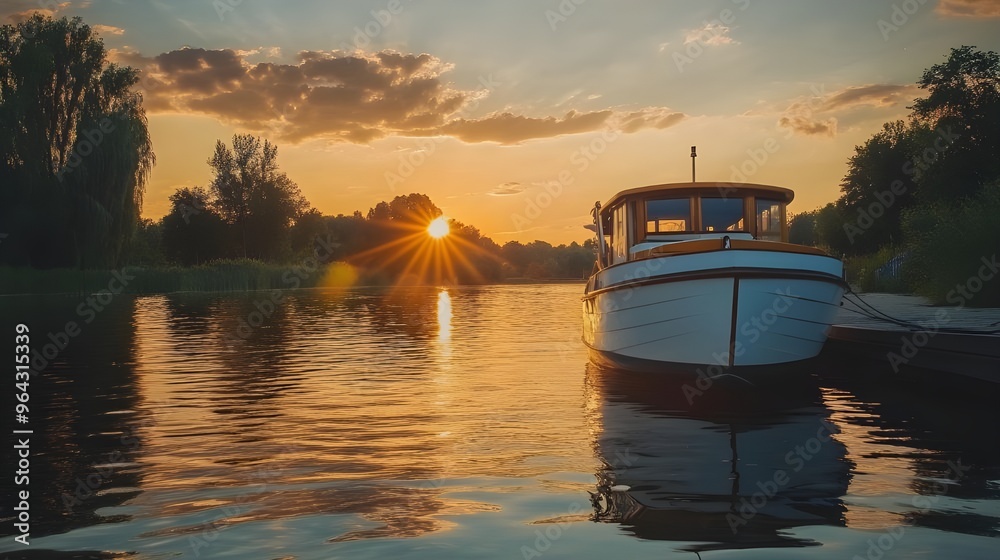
778,98,838,137
436,110,613,144
818,84,920,111
488,182,525,196
234,46,282,59
115,47,681,145
614,107,686,133
683,22,738,46
92,24,124,36
119,48,470,142
4,1,71,22
774,83,917,137
936,0,1000,17
778,115,837,137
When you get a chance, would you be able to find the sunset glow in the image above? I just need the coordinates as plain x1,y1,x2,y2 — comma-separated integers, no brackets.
428,217,450,239
6,1,997,246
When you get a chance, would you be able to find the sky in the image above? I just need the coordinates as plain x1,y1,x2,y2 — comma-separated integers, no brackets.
6,0,1000,245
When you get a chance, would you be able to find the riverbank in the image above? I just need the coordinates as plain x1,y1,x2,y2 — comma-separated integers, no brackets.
0,263,585,296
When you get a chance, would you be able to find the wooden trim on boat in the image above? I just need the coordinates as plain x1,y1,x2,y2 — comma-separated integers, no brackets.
631,239,833,261
582,267,848,300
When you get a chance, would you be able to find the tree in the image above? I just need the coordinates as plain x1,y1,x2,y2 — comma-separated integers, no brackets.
838,120,920,253
161,187,227,265
207,134,307,260
501,241,529,275
126,218,165,266
0,15,154,268
450,220,503,283
831,47,1000,262
357,193,443,259
788,210,817,246
911,46,1000,200
814,203,851,256
289,208,328,258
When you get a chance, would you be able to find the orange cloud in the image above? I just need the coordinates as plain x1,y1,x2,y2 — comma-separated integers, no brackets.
437,110,613,144
936,0,1000,17
488,182,525,196
775,83,916,137
92,24,124,36
3,1,70,23
818,84,921,111
615,107,686,133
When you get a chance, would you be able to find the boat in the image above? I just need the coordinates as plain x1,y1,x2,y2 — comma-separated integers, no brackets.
582,181,847,371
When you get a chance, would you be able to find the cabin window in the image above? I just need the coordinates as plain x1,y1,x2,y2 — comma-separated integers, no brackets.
755,199,784,241
700,198,745,232
612,204,628,263
645,199,690,233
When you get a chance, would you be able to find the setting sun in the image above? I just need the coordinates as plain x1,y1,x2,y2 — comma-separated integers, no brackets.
428,216,450,239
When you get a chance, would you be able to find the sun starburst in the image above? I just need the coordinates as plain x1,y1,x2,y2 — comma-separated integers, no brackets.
428,216,450,239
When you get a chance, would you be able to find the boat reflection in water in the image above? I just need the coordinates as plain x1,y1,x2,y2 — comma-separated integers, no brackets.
586,364,852,551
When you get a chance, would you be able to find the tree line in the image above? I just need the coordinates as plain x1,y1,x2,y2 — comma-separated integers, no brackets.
789,46,1000,305
1,15,595,285
138,179,596,283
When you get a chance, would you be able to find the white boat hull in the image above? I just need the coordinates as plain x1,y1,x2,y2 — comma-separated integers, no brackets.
582,249,845,369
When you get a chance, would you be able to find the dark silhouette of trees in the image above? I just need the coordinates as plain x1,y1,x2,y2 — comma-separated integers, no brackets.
500,239,594,279
0,15,154,268
838,120,921,253
911,45,1000,201
126,218,165,266
289,208,328,258
807,46,1000,304
449,221,503,283
815,46,1000,256
208,134,307,260
788,211,817,247
161,187,228,265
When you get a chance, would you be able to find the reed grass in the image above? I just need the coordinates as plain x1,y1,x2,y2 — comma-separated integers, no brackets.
0,259,385,296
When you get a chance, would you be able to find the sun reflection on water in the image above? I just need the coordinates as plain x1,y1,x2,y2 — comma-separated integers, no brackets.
436,289,452,343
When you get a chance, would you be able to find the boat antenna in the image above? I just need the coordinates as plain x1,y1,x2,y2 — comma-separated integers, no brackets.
691,145,697,182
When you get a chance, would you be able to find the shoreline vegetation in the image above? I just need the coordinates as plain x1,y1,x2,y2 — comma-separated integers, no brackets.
787,46,1000,308
0,262,587,297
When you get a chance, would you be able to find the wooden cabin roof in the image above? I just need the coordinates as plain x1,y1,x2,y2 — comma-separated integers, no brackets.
601,182,795,214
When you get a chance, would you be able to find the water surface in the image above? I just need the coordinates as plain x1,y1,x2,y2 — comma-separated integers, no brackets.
2,285,998,558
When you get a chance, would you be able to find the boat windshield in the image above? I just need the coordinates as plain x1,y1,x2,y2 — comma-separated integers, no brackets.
701,197,745,232
645,199,690,233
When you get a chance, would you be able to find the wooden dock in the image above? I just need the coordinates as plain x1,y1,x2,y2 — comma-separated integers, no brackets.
823,293,1000,384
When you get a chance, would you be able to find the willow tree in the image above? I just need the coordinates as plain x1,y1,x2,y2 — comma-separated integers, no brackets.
0,15,154,268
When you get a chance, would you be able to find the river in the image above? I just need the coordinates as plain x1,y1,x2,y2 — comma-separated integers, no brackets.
1,284,998,558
